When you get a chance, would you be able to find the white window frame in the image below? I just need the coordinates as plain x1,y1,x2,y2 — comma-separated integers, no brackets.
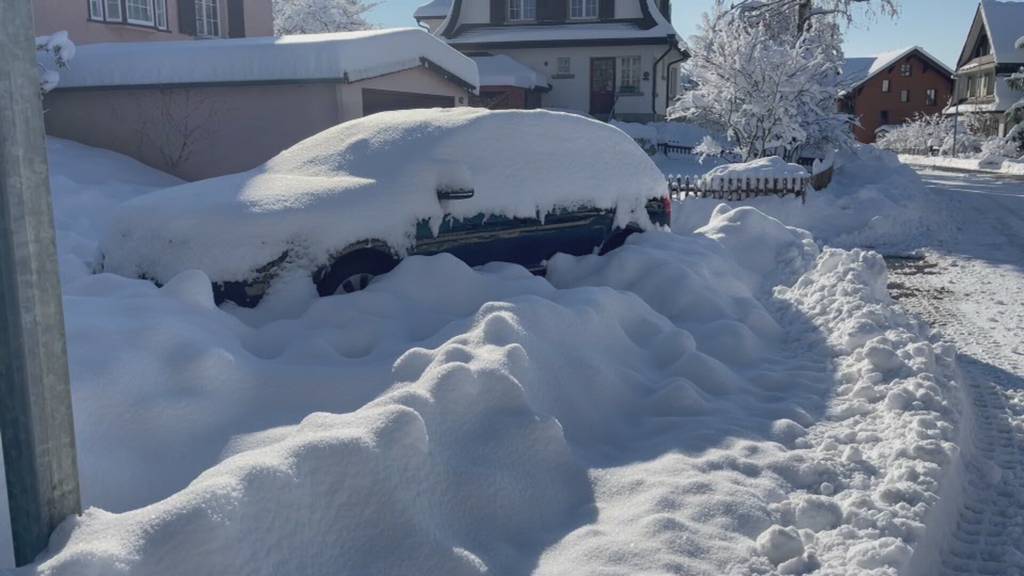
88,0,104,20
899,63,911,77
105,0,123,21
619,55,641,93
926,89,936,106
556,57,571,75
881,79,890,93
508,0,536,22
154,0,168,29
569,0,598,19
196,0,222,37
899,89,909,103
126,0,155,26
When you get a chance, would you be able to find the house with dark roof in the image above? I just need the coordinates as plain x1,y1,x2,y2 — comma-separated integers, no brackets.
414,0,686,121
838,46,954,144
948,0,1024,136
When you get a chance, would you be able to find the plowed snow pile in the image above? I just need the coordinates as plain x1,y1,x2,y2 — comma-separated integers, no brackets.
1,140,965,576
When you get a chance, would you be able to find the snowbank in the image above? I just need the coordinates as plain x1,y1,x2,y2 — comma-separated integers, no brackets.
609,120,717,150
672,145,947,253
898,154,1024,176
15,134,966,576
101,108,665,284
52,28,479,91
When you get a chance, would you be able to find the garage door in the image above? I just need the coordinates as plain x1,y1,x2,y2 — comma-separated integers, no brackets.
361,89,456,116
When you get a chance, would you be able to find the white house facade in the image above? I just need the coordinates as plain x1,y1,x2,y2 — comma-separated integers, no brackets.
416,0,686,121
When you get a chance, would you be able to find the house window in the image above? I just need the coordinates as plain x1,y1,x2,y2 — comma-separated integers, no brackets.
126,0,155,26
620,56,641,93
967,76,977,98
926,89,937,106
105,0,123,21
900,89,909,103
899,63,911,77
881,79,890,93
196,0,221,37
880,110,890,124
557,57,571,75
983,74,995,97
508,0,536,21
570,0,598,19
88,0,104,20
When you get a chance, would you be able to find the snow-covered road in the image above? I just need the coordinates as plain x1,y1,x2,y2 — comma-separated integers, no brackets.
888,167,1024,576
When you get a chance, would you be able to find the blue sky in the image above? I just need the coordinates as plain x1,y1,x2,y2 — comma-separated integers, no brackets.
367,0,982,68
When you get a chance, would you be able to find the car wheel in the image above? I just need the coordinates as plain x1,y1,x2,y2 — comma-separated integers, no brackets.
600,226,641,255
314,248,399,297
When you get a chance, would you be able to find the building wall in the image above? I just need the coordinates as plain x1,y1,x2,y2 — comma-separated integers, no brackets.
847,53,953,143
497,44,682,120
44,69,470,181
33,0,273,44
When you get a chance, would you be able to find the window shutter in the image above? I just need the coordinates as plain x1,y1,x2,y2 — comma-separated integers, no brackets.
491,0,506,24
599,0,614,20
228,0,246,37
178,0,197,35
540,0,566,21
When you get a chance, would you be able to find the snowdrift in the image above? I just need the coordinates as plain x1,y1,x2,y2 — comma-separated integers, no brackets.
101,108,666,285
12,137,966,576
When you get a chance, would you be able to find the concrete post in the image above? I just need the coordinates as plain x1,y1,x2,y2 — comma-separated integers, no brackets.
0,0,83,566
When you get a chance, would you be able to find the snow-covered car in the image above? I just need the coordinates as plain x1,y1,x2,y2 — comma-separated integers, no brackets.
102,108,671,306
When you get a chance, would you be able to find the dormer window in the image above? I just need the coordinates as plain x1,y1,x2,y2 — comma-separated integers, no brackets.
570,0,598,19
509,0,536,21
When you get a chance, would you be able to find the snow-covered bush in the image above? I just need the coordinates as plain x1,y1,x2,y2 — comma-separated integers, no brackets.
670,1,851,161
273,0,377,35
36,31,75,93
694,135,724,163
877,113,1015,159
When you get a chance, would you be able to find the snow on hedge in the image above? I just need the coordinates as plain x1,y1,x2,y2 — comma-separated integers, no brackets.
53,28,478,91
700,157,809,190
101,108,665,284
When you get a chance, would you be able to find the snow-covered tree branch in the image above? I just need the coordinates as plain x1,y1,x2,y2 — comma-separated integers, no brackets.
36,30,75,93
728,0,898,32
669,1,851,161
273,0,379,35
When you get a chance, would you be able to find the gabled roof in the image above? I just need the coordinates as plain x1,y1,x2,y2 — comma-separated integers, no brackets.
472,55,548,89
414,0,452,20
978,0,1024,65
839,46,953,92
50,28,479,92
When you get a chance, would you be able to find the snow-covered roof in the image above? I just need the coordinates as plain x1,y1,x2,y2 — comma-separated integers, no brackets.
839,46,953,92
414,0,452,19
447,22,676,45
102,108,666,284
441,0,680,47
980,0,1024,65
52,28,479,91
472,55,548,88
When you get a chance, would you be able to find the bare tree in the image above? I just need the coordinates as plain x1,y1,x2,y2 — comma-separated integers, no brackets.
135,88,226,174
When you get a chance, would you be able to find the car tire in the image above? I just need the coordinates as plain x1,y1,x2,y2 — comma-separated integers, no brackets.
600,225,642,255
314,248,399,297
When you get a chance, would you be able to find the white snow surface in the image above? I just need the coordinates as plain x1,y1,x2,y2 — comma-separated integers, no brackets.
699,157,809,190
0,135,974,576
50,28,479,91
101,108,663,284
472,55,548,88
899,153,1024,176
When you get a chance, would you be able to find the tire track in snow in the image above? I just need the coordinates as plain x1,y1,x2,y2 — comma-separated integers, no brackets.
887,255,1024,576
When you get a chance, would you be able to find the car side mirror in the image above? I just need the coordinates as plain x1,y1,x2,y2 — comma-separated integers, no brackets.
437,188,475,200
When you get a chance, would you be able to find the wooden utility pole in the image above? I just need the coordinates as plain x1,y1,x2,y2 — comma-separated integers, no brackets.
0,0,82,566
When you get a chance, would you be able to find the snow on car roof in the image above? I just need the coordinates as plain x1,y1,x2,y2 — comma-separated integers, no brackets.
839,46,953,92
102,108,666,284
51,28,479,91
414,0,452,19
981,0,1024,65
472,55,548,89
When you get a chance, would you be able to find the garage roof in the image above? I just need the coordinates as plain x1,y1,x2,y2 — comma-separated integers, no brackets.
51,28,479,92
